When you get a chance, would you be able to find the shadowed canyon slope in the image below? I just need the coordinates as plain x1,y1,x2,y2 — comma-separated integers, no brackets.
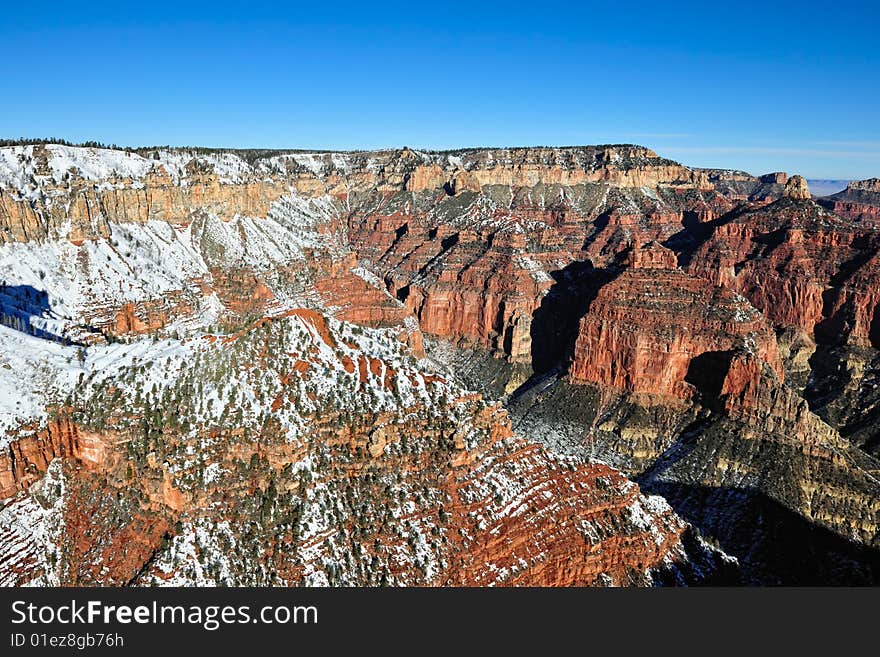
0,143,877,585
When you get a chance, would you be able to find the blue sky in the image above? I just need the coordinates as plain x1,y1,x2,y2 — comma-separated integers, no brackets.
1,1,878,178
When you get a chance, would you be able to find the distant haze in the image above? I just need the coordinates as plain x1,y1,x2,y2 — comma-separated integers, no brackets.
807,180,851,197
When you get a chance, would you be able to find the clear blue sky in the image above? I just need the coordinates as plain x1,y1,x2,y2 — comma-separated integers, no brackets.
2,1,878,179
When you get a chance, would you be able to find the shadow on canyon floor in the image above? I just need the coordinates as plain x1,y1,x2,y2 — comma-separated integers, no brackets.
637,425,880,585
640,479,880,585
804,343,880,457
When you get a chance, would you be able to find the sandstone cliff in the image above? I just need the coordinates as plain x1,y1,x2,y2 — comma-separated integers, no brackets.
687,196,880,346
822,178,880,224
698,168,788,202
569,242,783,399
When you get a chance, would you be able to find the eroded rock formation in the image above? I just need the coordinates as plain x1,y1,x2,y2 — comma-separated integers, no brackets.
569,242,783,399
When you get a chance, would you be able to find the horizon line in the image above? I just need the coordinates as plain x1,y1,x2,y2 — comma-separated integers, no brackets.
0,137,865,181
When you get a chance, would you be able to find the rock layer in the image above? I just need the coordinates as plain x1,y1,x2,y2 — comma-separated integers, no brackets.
569,242,783,399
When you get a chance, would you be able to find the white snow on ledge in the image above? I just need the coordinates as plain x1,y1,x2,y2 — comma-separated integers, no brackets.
0,325,84,443
0,144,259,196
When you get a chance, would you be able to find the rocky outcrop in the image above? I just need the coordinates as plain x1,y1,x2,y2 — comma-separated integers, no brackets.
687,197,880,347
762,172,788,185
0,173,287,244
501,343,880,583
440,451,713,586
569,242,783,398
825,201,880,225
108,294,195,336
407,146,713,192
0,414,121,500
627,239,678,269
314,262,426,357
783,175,811,200
345,184,731,365
0,416,79,498
654,349,880,550
846,179,880,193
698,168,787,202
207,268,274,316
0,144,713,245
0,143,731,357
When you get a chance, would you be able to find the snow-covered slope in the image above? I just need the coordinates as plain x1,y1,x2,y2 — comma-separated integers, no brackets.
0,190,344,339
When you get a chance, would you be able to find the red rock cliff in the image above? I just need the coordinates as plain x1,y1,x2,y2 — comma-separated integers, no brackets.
569,242,783,398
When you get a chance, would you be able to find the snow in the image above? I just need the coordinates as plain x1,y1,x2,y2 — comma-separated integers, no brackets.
0,460,66,586
0,145,154,198
150,150,252,184
288,154,325,175
62,304,456,454
147,518,239,586
0,325,85,441
0,145,254,197
330,153,352,173
0,221,207,332
0,143,717,586
515,255,553,283
0,187,346,345
351,266,386,291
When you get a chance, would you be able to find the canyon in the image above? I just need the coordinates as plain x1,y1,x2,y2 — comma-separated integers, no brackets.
0,142,877,585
